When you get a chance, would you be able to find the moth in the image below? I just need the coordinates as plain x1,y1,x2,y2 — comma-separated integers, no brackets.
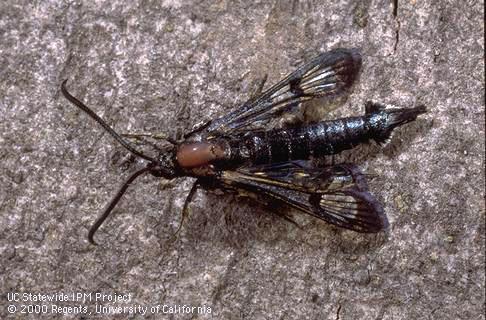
61,48,426,244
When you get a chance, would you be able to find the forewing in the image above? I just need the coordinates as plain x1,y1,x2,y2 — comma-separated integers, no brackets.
205,48,362,136
220,162,388,233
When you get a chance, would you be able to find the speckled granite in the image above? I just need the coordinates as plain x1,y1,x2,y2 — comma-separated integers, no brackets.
1,1,484,319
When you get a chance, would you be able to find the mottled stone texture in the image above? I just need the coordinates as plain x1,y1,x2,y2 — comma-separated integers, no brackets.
0,1,484,319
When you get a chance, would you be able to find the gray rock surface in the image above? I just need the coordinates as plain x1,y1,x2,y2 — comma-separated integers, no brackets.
1,1,484,319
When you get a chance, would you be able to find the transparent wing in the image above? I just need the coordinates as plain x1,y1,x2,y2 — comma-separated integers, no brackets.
204,48,362,136
219,161,388,233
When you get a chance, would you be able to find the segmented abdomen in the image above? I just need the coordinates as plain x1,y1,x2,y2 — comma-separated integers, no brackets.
235,116,371,165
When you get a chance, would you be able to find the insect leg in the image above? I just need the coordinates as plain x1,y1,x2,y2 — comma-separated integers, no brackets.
170,180,200,241
248,73,268,100
183,72,266,139
183,121,212,139
121,132,174,141
118,134,174,155
122,132,177,146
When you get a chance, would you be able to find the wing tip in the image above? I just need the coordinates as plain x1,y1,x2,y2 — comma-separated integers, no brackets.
350,189,389,233
313,188,389,234
337,48,362,88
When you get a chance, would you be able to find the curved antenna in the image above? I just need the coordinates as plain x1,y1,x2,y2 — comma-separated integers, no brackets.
88,166,153,245
61,80,156,162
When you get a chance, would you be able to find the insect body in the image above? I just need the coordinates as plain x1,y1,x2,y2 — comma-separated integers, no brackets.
179,103,425,170
61,48,426,244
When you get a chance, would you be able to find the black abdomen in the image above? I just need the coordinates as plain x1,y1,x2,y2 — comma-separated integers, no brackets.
236,116,370,165
223,104,426,167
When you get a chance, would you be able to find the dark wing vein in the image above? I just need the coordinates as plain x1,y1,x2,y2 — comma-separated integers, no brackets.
205,48,362,136
220,162,388,233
